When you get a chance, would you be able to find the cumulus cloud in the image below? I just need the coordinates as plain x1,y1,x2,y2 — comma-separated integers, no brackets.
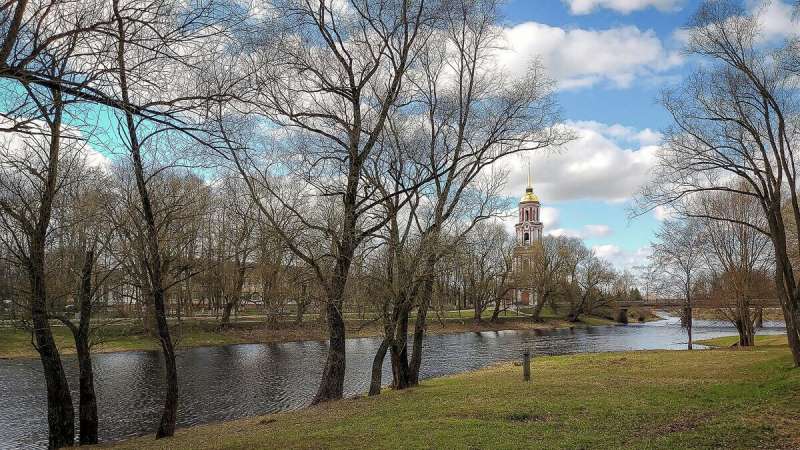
571,121,663,146
592,244,652,270
499,22,682,89
563,0,684,15
499,121,660,204
673,1,800,44
751,0,800,41
653,205,675,221
0,117,109,170
548,223,613,239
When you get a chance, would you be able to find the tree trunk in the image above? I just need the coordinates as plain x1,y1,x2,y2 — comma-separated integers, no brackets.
295,300,306,324
409,271,434,387
311,299,346,404
75,250,98,445
780,298,800,366
531,290,549,322
390,309,411,389
767,211,800,366
31,257,75,449
684,306,693,350
220,300,235,327
113,2,180,435
75,334,97,445
567,294,586,323
754,307,763,329
473,299,481,324
368,338,391,396
26,89,74,449
490,299,502,322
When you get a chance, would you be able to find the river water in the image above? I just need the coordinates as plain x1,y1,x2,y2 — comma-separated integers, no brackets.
0,314,786,449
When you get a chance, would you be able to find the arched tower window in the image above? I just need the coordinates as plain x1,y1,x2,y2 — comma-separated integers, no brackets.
524,210,529,221
523,232,529,244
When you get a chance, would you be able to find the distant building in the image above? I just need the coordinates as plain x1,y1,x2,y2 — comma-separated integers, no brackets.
511,167,543,305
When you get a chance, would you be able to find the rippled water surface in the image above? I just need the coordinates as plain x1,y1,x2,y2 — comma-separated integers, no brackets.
0,314,785,448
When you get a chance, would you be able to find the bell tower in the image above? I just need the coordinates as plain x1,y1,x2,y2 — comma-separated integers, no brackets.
510,163,543,306
515,163,543,246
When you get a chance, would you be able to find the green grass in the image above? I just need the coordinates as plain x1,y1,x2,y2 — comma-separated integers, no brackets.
103,344,800,450
697,334,789,348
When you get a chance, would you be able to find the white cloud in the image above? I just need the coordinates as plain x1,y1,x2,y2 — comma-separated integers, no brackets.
593,244,652,270
674,1,799,44
499,22,683,89
547,223,613,239
499,121,660,203
564,0,683,15
593,243,622,259
540,207,561,230
584,224,613,237
0,117,109,170
653,205,675,221
752,0,800,41
569,121,663,146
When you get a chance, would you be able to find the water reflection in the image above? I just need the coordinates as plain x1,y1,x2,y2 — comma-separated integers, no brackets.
0,315,785,449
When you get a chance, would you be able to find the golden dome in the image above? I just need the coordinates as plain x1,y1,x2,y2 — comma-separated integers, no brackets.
521,188,539,203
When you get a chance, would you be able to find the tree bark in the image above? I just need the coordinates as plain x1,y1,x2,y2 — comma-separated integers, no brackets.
31,253,75,449
74,249,98,445
220,301,235,326
368,338,391,396
684,306,693,350
311,299,346,404
75,334,97,445
408,270,434,387
390,308,411,389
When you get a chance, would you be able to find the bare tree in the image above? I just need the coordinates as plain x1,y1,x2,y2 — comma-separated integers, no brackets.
523,236,574,321
48,165,118,445
699,189,773,346
649,218,706,349
567,251,615,323
213,0,439,404
634,0,800,364
380,0,567,388
460,223,513,324
0,89,83,447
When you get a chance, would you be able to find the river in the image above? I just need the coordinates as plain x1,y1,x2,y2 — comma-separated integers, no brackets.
0,313,786,449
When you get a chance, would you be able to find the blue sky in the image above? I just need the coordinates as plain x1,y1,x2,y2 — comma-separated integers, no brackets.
492,0,798,270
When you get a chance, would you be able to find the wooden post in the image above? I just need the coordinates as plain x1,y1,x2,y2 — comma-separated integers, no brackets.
523,350,531,382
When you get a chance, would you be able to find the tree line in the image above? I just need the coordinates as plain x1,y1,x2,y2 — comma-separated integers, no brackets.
0,0,570,446
634,1,800,360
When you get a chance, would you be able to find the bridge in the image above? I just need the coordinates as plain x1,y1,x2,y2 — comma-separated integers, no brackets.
617,298,782,308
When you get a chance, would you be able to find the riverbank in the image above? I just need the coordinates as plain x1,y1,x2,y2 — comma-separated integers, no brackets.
0,310,631,359
103,340,799,449
663,307,785,322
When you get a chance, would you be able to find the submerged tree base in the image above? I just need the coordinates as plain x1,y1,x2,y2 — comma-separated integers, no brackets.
110,337,798,450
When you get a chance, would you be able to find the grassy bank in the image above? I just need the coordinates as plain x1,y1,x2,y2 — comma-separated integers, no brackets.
104,343,799,450
697,334,789,348
664,307,785,322
0,309,619,359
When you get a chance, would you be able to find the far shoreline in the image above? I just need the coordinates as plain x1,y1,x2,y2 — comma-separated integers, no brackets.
1,311,654,360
